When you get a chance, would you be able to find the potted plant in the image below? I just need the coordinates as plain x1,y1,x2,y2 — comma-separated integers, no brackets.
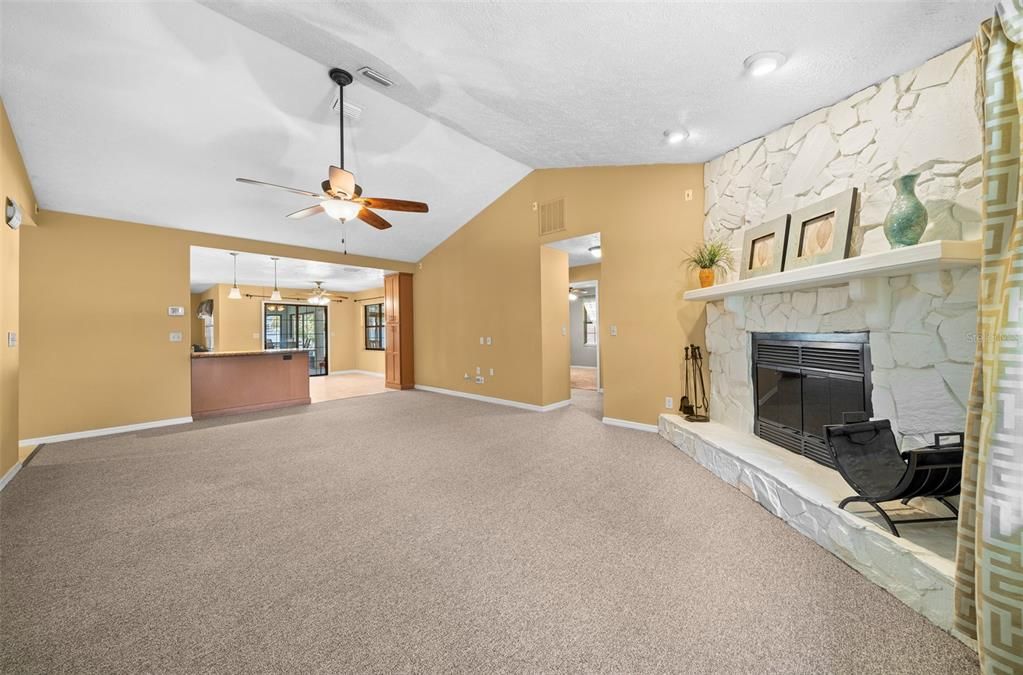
684,240,733,288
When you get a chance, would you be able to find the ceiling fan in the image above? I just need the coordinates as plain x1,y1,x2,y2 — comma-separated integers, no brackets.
307,281,334,305
236,68,429,231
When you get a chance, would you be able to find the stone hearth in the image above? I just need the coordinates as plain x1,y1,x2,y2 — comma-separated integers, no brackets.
659,415,963,637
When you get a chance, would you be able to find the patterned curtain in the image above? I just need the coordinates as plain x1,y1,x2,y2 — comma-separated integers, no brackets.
954,2,1023,672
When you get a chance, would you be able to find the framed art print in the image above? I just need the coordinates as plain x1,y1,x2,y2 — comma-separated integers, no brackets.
739,214,790,280
783,188,857,271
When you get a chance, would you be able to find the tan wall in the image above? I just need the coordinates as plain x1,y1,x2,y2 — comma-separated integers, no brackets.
539,246,570,405
349,290,386,374
18,211,412,441
569,263,601,283
414,174,544,404
1,99,37,477
414,165,705,425
199,283,385,375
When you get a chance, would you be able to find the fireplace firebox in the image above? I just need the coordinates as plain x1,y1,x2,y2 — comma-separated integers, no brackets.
752,332,872,468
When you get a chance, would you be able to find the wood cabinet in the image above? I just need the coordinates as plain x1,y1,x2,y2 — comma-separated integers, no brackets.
384,272,414,390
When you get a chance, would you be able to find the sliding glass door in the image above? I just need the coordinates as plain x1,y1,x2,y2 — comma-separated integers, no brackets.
264,304,328,376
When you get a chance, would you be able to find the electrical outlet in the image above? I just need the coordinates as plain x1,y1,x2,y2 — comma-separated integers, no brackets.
665,396,673,409
7,332,16,348
476,366,481,375
561,325,567,336
610,324,618,336
489,368,494,376
479,336,484,345
475,376,485,384
169,331,183,343
684,189,694,201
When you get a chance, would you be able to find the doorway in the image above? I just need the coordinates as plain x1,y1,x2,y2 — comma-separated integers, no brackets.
543,232,603,419
569,280,599,391
263,303,329,376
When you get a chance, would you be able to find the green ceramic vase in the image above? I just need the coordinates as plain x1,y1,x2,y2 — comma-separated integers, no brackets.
882,174,928,248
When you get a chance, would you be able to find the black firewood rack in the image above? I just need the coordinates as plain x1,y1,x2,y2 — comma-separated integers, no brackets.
822,414,963,537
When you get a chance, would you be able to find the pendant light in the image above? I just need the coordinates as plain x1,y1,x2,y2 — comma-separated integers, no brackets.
228,252,242,299
270,257,282,301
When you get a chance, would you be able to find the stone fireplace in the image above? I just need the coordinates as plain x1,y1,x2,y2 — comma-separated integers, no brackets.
659,39,984,639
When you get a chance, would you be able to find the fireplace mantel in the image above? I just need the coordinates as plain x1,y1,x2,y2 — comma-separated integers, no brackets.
684,239,981,303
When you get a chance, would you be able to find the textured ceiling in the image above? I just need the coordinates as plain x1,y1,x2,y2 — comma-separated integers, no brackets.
202,0,992,167
1,1,530,262
546,233,602,268
189,246,390,294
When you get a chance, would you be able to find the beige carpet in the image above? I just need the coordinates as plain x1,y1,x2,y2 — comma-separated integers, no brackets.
0,391,976,672
309,372,388,403
570,366,597,390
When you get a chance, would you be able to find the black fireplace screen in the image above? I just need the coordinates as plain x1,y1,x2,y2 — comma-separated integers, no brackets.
752,332,872,468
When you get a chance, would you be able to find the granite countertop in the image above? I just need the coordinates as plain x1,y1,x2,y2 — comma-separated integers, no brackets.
191,349,311,359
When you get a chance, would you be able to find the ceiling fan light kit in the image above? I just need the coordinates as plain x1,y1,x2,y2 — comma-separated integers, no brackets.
235,67,428,243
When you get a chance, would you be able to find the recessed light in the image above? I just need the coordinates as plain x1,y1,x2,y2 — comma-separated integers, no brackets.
663,129,689,145
744,51,787,77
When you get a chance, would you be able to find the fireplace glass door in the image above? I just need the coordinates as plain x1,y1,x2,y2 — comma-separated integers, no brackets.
752,333,872,468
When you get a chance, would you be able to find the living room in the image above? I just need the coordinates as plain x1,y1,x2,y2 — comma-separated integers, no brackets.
1,1,1019,672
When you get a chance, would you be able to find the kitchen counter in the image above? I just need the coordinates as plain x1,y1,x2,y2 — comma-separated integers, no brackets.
190,350,311,419
191,348,309,359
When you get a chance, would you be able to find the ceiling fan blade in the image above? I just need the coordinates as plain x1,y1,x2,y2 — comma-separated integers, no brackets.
321,180,335,197
356,197,429,213
236,177,321,198
328,166,356,198
286,204,325,219
358,207,392,230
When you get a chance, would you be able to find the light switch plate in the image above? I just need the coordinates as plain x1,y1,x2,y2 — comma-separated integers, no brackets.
167,306,185,316
561,325,567,336
7,331,16,348
665,397,673,409
476,366,481,375
479,336,484,345
169,331,183,343
684,189,694,201
489,368,494,376
486,336,492,345
610,324,618,336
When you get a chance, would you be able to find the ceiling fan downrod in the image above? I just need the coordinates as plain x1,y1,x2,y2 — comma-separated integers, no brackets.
329,68,353,170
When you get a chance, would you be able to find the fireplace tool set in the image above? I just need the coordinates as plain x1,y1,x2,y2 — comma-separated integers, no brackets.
680,345,709,422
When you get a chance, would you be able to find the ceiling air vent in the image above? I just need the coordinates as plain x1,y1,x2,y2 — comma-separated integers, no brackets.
331,96,362,120
538,198,565,236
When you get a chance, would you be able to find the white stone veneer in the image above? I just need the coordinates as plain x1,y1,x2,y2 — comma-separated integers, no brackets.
702,41,982,449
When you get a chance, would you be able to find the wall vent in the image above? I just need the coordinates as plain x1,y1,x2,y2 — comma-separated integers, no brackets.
331,96,362,120
538,198,565,236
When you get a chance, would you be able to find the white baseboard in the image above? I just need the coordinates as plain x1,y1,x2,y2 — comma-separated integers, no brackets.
602,417,659,433
329,370,385,377
414,385,571,412
19,416,194,447
0,461,21,492
571,365,597,370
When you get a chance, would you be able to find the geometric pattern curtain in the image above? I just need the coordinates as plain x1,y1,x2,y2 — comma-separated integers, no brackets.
953,2,1023,672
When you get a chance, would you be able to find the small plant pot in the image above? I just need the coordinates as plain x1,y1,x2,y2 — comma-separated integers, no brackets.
698,269,715,288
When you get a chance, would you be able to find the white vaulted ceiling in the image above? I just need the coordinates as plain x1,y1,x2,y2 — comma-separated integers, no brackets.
1,1,992,261
203,1,991,167
0,1,530,262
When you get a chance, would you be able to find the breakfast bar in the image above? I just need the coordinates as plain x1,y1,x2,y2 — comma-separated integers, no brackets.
190,349,311,419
